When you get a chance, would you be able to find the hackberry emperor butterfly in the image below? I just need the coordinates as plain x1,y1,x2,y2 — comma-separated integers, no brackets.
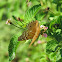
18,20,40,47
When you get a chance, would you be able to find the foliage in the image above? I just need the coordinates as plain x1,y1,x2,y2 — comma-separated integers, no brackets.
0,0,62,62
8,33,21,61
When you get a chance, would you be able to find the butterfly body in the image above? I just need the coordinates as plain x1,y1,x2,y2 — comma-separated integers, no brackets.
18,20,40,47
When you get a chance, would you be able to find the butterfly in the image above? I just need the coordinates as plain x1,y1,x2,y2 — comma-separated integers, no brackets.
18,20,40,47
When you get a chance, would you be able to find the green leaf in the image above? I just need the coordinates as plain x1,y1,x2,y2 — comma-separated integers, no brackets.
57,58,62,62
49,50,61,62
24,4,41,23
40,58,47,62
46,40,58,54
53,0,62,12
56,29,61,34
60,49,62,57
0,8,4,21
8,33,21,61
49,20,56,29
53,0,62,4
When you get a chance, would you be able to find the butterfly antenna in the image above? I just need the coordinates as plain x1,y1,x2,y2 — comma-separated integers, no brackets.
12,15,25,26
7,19,25,29
11,23,23,29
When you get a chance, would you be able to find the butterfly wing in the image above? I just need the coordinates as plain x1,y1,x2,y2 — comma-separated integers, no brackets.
18,21,37,41
29,20,40,47
18,20,40,47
